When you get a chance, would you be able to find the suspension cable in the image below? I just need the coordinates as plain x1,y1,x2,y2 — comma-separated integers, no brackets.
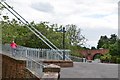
0,1,71,60
0,2,54,49
3,2,59,50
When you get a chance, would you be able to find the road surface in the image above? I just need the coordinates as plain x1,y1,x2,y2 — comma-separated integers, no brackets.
60,62,118,78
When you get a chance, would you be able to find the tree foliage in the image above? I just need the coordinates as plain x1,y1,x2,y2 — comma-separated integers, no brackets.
1,16,86,52
97,35,109,49
109,39,120,57
97,34,117,49
97,34,120,63
66,24,86,46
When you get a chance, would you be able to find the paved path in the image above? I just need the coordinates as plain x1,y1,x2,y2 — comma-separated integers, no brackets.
60,62,118,78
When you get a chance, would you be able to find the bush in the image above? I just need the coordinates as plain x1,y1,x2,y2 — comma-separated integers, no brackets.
100,53,111,63
116,58,120,64
110,56,117,63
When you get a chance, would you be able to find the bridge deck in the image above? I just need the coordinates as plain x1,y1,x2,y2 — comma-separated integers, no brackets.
1,52,46,62
60,62,118,78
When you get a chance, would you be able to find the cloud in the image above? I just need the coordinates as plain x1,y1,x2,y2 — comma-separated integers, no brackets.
31,2,54,13
4,0,118,29
82,27,118,48
38,0,118,30
3,0,118,47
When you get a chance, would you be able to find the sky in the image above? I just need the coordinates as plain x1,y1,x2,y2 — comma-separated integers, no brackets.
1,0,119,48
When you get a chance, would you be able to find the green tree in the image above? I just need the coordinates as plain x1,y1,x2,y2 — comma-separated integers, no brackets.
97,34,117,49
91,46,96,50
97,35,109,49
100,53,111,63
109,34,117,44
1,15,87,58
97,34,120,63
66,24,86,46
109,39,120,57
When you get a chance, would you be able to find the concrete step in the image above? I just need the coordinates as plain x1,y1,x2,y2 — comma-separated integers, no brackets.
41,72,59,80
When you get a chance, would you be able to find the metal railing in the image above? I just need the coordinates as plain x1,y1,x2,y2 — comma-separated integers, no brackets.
70,56,87,62
25,48,70,60
2,44,88,62
26,57,45,78
2,44,89,62
2,44,71,60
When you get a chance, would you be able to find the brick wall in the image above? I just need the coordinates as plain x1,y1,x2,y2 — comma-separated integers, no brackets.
1,54,39,80
79,49,109,60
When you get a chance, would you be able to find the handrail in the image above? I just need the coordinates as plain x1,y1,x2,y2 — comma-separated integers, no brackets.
25,56,45,78
2,44,71,60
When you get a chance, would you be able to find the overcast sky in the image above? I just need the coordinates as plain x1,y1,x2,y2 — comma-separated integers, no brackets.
1,0,119,48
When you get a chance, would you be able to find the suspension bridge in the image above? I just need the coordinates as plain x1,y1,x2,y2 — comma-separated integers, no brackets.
1,44,118,79
0,1,83,79
2,44,74,79
0,1,118,80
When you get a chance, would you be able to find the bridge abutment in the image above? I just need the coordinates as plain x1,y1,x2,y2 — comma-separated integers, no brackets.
1,54,39,80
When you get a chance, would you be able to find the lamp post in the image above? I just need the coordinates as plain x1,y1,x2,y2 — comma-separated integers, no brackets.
56,27,66,60
63,27,65,60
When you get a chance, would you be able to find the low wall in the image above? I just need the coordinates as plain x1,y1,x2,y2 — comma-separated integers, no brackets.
1,54,39,80
43,60,73,67
1,54,73,79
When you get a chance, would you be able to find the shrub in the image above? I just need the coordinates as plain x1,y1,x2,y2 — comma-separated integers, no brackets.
110,56,117,63
100,53,111,63
116,58,120,64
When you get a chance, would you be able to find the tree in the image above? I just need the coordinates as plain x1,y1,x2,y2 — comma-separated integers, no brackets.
91,46,96,50
1,17,65,48
97,34,120,63
97,35,109,49
100,53,112,63
109,39,120,57
66,24,86,46
1,14,87,57
109,34,117,44
97,34,117,49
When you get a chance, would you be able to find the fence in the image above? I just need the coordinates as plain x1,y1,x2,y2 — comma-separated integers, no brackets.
2,44,71,61
70,56,87,62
